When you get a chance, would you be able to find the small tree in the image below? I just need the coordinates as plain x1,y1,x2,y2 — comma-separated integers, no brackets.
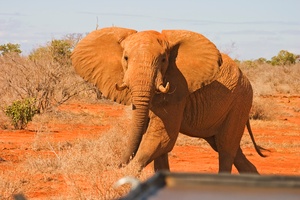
50,39,73,66
271,50,296,66
0,43,22,55
29,39,72,67
29,33,84,67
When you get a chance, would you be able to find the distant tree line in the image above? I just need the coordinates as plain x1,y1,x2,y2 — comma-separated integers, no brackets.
234,50,299,67
259,50,298,66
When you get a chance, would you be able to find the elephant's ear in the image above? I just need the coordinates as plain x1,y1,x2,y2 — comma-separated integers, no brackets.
71,27,137,105
162,30,222,93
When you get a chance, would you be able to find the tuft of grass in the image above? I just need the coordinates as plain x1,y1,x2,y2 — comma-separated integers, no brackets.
0,170,29,200
250,97,274,120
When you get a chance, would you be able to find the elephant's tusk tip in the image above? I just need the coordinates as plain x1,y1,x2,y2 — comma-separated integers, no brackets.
116,82,128,91
158,82,170,93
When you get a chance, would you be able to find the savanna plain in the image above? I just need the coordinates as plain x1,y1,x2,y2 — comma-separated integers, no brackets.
0,44,300,199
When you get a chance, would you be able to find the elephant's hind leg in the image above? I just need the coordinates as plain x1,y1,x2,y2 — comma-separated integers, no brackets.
217,151,235,173
215,110,249,173
234,147,259,174
154,153,170,171
205,136,235,172
205,137,259,174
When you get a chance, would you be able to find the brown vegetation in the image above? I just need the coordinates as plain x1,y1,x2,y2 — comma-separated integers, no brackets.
240,62,300,96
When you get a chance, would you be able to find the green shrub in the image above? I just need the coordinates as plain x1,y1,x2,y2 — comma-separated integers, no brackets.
271,50,296,66
5,98,37,129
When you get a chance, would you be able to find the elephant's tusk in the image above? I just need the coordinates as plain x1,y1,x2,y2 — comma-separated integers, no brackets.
158,82,170,93
115,82,128,91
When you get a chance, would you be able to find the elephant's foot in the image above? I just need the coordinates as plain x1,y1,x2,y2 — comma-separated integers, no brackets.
235,164,259,174
119,159,144,178
234,148,259,174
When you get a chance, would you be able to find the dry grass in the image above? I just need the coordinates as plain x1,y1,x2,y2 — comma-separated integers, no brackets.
23,127,152,199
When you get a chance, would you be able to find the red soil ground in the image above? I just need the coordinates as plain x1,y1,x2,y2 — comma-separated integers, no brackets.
0,96,299,199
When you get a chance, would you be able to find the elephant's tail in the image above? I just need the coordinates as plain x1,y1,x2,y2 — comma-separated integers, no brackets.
246,119,269,157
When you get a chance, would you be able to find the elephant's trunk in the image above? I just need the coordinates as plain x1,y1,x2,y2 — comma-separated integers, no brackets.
121,68,155,165
121,93,150,164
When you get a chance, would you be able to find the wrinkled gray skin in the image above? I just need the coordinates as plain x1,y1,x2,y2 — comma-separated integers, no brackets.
71,27,264,174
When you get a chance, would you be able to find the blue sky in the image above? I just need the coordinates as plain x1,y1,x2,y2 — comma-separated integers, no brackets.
1,0,299,60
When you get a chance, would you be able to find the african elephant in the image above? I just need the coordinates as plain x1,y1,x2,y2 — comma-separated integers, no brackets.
71,27,264,174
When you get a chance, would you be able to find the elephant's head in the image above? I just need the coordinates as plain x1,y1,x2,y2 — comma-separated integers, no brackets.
71,27,222,164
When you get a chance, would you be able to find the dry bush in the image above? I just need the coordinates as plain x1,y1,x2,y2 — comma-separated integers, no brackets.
249,97,276,120
0,111,11,129
250,95,294,122
0,53,92,115
240,62,300,96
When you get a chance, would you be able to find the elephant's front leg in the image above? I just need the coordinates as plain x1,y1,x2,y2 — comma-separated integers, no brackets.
130,102,185,171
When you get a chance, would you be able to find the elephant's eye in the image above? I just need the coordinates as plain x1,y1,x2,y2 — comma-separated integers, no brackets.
124,56,128,61
161,53,167,63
